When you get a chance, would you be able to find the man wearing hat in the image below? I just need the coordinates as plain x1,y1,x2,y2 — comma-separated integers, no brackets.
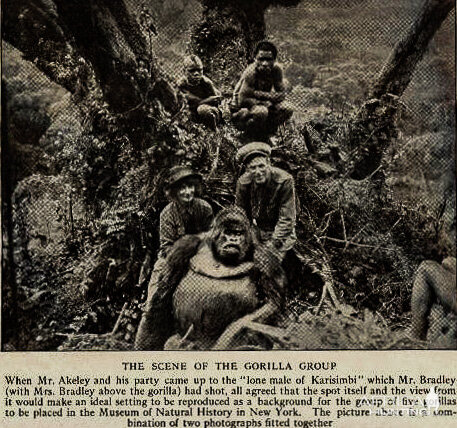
235,142,296,260
135,165,213,348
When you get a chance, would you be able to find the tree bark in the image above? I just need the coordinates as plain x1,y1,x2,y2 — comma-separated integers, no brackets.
3,0,81,94
370,0,455,99
191,0,300,91
346,0,455,180
1,80,18,349
3,0,178,114
53,0,144,112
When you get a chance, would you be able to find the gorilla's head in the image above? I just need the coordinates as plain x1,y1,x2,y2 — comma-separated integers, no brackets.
210,207,253,265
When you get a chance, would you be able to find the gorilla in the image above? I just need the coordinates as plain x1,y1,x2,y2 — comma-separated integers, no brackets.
134,207,285,350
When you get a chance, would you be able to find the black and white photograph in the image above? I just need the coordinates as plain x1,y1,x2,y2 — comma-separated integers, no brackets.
2,0,456,352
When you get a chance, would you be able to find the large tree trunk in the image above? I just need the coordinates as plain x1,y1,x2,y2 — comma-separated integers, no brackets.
3,0,80,94
346,0,454,180
191,0,300,92
3,1,182,350
3,0,178,114
370,0,455,99
52,0,146,113
1,80,18,350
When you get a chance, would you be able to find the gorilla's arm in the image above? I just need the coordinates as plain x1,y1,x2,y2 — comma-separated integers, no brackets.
135,235,202,350
212,301,278,350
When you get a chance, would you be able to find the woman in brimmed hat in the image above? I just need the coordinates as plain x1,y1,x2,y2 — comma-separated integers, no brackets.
135,165,213,348
161,165,213,256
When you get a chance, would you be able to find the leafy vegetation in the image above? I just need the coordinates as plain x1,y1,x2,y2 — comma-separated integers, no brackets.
2,0,455,350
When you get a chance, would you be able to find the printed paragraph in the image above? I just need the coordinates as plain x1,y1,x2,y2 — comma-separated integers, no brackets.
2,359,457,427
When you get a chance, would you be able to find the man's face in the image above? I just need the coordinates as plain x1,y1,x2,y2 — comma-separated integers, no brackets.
215,226,248,264
246,156,271,185
186,66,203,85
255,50,275,73
176,180,195,205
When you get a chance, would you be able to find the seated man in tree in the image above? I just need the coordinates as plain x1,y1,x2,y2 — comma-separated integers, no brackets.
177,55,222,130
134,165,213,349
231,40,292,135
410,257,456,341
134,207,285,350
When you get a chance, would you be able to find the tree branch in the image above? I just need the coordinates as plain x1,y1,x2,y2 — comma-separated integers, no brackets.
345,0,454,180
371,0,454,98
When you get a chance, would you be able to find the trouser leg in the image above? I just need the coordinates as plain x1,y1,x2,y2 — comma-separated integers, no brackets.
134,257,166,350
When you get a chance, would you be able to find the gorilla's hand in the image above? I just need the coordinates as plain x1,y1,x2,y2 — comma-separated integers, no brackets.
212,302,279,350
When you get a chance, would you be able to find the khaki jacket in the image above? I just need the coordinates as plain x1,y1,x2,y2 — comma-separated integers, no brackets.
236,167,296,252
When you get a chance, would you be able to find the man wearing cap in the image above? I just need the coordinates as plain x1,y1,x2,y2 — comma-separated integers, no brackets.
135,165,213,349
178,55,222,130
235,142,296,260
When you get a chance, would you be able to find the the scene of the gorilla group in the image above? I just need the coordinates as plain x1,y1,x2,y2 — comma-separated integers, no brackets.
2,0,456,351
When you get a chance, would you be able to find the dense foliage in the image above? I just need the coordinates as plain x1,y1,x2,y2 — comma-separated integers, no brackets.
2,0,455,350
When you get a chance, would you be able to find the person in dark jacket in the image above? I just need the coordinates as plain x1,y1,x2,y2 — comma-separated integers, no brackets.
235,142,296,261
135,165,213,349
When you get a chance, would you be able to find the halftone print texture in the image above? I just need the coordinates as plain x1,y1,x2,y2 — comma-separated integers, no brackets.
2,0,455,351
